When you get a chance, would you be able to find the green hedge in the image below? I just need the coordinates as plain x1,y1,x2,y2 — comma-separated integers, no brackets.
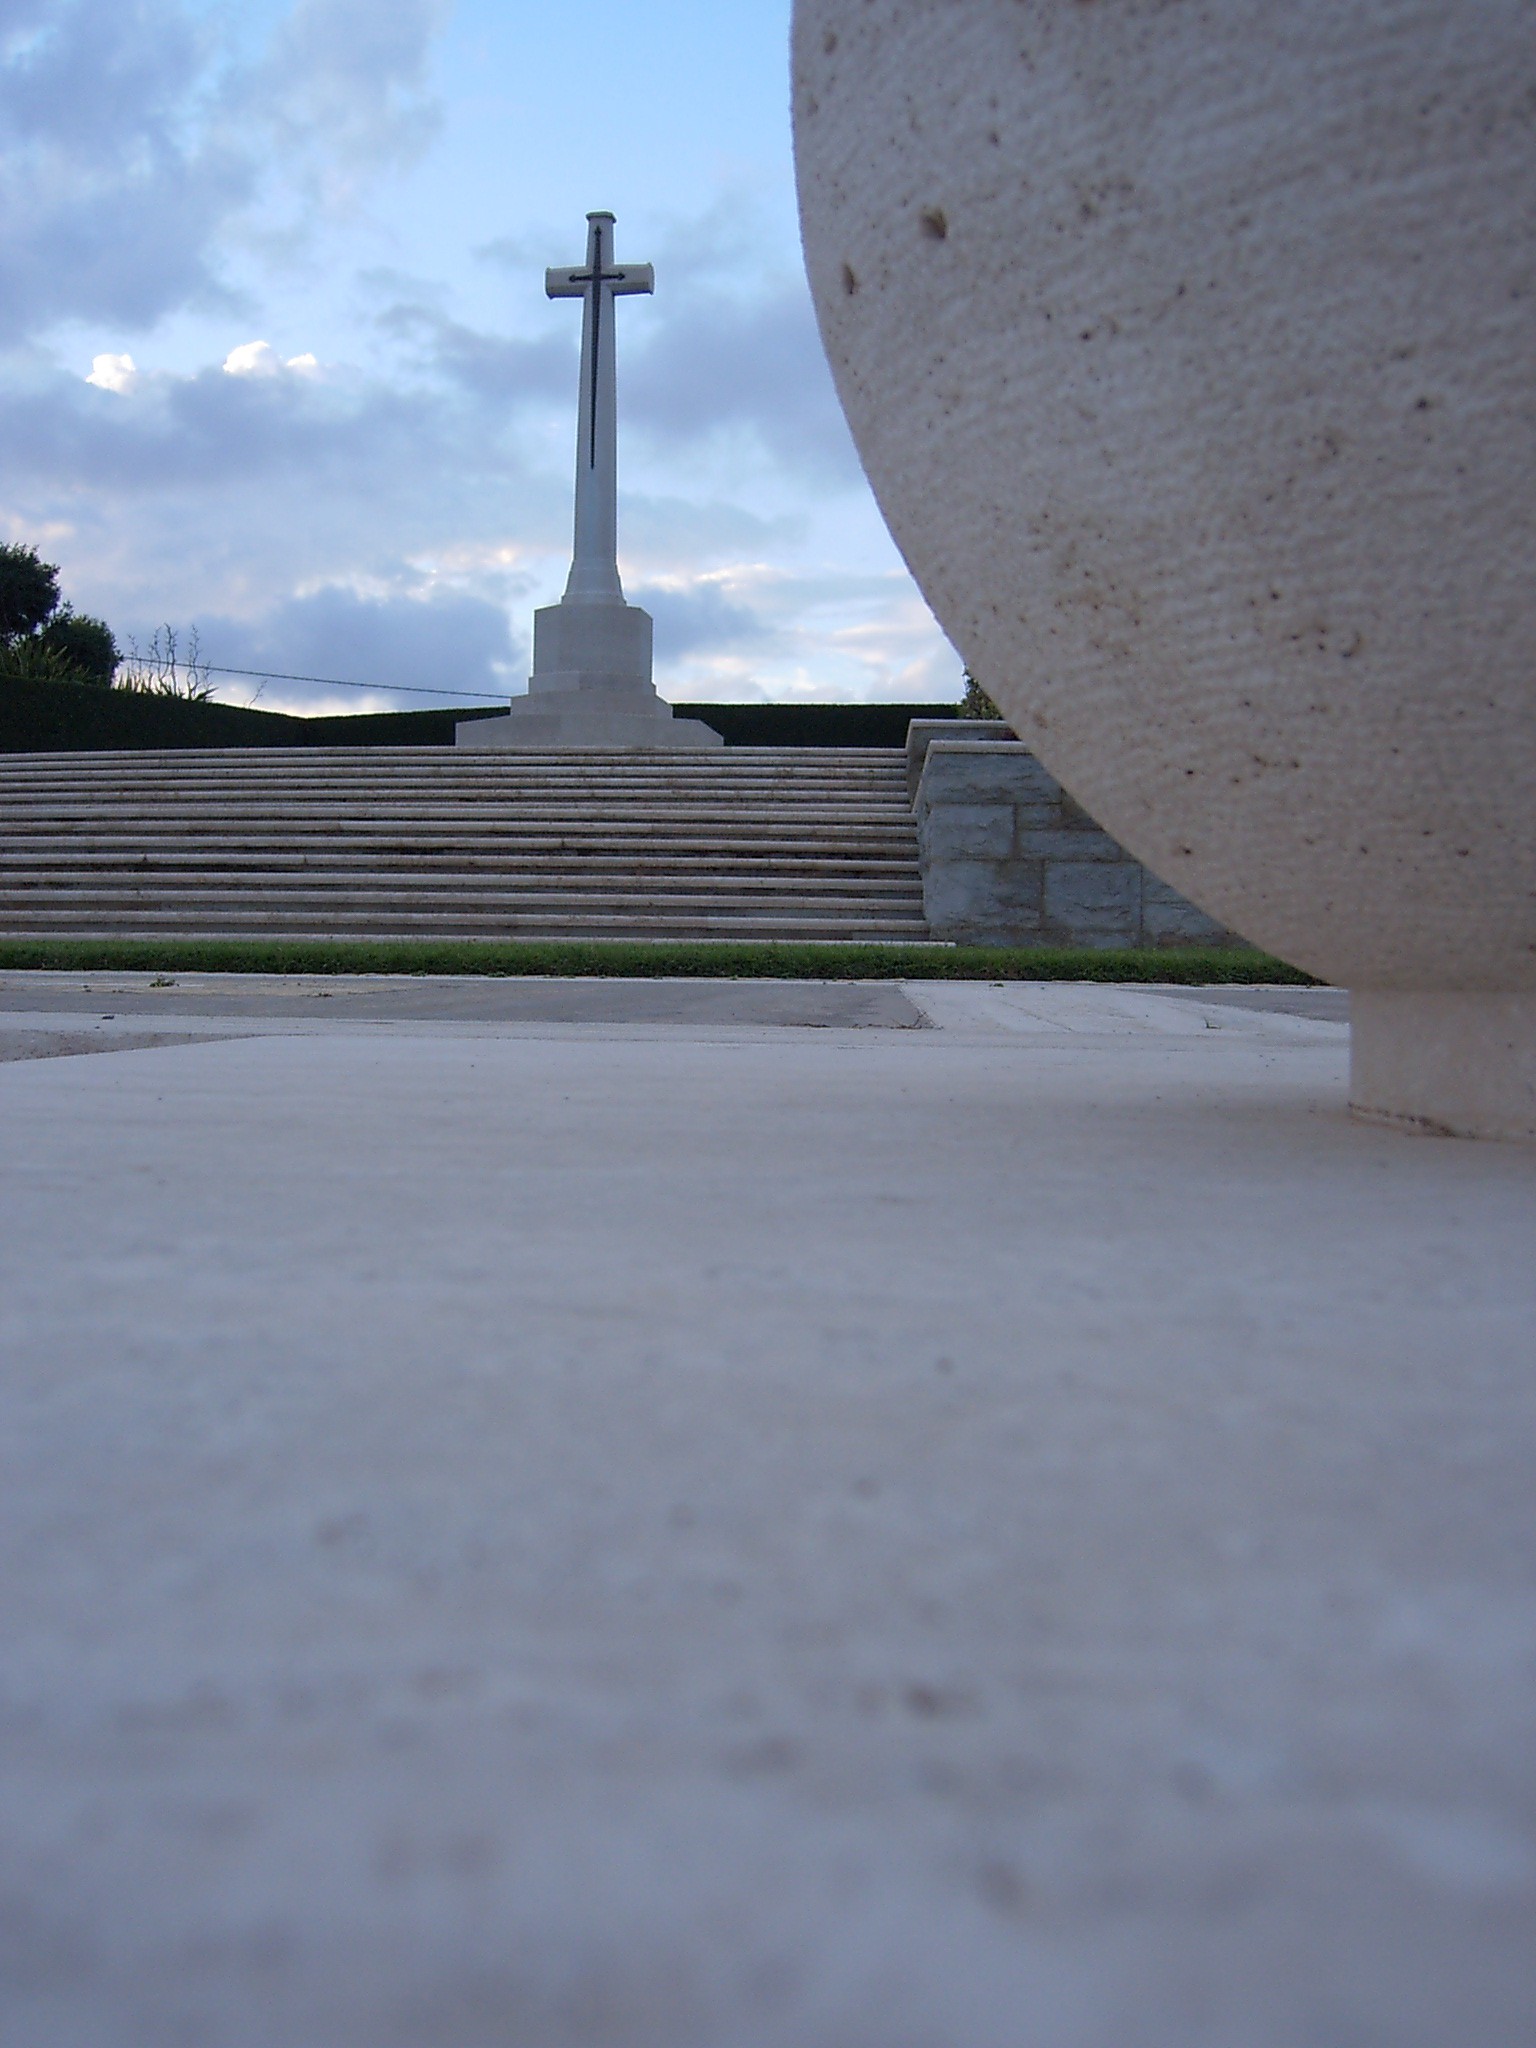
681,703,960,748
0,676,962,752
0,937,1315,983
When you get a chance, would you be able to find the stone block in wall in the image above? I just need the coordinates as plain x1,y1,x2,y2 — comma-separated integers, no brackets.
916,740,1062,816
918,801,1016,861
921,860,1044,942
906,719,1012,802
1016,824,1125,864
1142,874,1233,945
1043,862,1142,943
911,727,1245,949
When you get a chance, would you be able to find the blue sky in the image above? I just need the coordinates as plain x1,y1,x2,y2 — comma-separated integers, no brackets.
0,0,958,713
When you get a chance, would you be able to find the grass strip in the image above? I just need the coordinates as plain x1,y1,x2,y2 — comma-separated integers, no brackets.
0,937,1318,984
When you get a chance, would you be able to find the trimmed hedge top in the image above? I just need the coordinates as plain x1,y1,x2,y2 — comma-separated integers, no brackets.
0,936,1315,982
0,676,963,753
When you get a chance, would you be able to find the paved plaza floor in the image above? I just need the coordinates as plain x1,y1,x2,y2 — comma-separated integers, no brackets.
0,975,1530,2047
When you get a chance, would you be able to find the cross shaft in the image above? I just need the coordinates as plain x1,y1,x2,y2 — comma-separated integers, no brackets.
546,212,653,603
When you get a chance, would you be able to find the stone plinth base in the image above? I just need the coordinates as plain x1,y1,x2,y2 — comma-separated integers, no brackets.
455,685,723,752
456,598,725,750
1351,991,1536,1141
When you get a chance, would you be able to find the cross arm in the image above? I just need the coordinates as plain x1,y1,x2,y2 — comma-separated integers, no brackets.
545,263,655,299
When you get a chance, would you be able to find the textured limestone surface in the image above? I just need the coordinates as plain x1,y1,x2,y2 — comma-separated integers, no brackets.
793,0,1536,994
1,979,1532,2047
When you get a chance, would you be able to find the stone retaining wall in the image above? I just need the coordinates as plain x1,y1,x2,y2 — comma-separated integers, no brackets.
909,724,1236,949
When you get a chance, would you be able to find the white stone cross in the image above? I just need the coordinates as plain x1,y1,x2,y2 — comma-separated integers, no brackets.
546,211,653,605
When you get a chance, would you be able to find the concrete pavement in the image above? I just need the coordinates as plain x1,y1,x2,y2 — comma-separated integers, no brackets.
0,976,1529,2047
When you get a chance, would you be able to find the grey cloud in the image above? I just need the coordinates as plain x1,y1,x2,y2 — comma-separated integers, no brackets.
0,337,794,649
473,233,547,272
186,586,518,711
0,352,565,640
230,0,450,185
0,0,453,345
0,0,202,153
618,491,797,568
629,582,770,661
0,0,250,340
625,285,861,485
0,357,516,498
408,275,860,489
377,302,573,404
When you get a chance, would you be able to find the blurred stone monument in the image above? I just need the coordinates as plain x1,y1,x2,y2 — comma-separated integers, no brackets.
458,212,721,751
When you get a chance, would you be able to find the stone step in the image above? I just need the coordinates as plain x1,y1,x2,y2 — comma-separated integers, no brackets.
0,783,911,803
0,785,906,805
0,883,924,904
0,764,910,784
0,771,911,795
0,830,918,853
0,832,918,860
0,851,921,878
1,745,930,943
0,910,931,941
0,756,909,775
0,879,924,909
0,806,914,828
0,765,913,789
0,744,910,769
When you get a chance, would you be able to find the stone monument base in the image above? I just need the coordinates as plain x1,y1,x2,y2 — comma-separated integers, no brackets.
456,602,724,750
456,678,723,751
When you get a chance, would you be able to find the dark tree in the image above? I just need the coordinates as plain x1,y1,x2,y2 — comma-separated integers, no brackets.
0,542,119,687
41,610,120,686
0,543,60,639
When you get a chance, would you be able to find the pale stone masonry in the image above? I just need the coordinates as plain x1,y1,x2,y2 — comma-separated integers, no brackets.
909,722,1235,949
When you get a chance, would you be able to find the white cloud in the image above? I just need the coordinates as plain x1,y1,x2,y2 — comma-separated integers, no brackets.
222,340,319,378
621,561,956,705
85,351,138,394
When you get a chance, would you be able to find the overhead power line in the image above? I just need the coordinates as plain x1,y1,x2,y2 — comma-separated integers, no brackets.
197,663,510,704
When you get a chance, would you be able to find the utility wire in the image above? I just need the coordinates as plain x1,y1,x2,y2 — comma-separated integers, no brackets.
195,663,510,704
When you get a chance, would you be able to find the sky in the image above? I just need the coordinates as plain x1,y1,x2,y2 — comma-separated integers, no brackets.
0,0,960,714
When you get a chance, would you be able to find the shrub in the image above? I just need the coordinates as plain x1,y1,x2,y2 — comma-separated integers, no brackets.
0,542,118,687
0,542,60,639
40,610,119,686
115,624,214,700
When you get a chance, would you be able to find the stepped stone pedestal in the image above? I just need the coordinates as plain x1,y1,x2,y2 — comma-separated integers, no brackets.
457,599,722,752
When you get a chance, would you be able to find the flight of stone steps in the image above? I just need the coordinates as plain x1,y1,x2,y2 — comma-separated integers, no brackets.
0,746,930,943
